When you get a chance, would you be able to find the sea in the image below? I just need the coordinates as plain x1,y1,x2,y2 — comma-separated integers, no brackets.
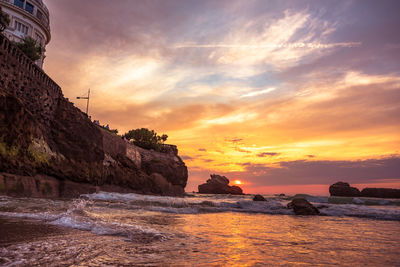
0,192,399,266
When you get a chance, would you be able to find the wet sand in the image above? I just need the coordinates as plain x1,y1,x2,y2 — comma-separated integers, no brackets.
0,217,73,247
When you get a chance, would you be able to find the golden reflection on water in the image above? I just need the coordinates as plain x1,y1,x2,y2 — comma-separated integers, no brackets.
178,213,400,266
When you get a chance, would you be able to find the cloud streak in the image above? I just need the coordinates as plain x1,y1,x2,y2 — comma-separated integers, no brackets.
43,0,400,194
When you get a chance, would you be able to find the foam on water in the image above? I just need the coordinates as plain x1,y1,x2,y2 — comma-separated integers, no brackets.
83,192,400,220
0,198,167,241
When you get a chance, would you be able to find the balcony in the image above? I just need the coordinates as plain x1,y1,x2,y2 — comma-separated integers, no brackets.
0,0,49,31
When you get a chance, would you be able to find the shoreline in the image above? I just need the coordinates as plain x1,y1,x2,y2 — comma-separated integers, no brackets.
0,216,75,247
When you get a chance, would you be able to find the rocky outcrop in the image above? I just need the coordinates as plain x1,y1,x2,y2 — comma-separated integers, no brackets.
198,174,244,195
329,182,360,197
361,188,400,199
287,198,320,215
329,182,400,199
0,34,187,197
253,194,266,201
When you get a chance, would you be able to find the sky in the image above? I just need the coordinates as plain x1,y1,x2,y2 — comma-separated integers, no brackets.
43,0,400,195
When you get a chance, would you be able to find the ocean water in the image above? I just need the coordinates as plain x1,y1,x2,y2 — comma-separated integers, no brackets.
0,193,399,266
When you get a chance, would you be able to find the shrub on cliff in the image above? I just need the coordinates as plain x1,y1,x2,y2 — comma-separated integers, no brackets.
0,7,10,32
124,128,168,151
13,36,42,61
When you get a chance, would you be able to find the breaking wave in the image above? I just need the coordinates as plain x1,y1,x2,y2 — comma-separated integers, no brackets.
81,192,400,221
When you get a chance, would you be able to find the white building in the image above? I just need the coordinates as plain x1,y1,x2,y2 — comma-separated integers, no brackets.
0,0,50,68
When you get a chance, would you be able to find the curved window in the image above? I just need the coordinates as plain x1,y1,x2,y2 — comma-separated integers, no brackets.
25,2,34,14
14,0,24,9
36,9,42,20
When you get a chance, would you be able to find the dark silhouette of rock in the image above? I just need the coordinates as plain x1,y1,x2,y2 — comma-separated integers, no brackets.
287,198,320,215
253,194,266,201
329,182,361,197
0,34,188,197
361,188,400,199
198,174,244,195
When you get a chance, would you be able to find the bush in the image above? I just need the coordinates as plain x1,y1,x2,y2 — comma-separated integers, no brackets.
13,36,42,61
124,128,168,151
0,7,10,32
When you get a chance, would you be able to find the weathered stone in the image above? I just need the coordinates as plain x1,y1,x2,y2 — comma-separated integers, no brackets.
198,174,244,195
0,34,188,197
329,182,361,197
287,198,320,215
253,194,266,201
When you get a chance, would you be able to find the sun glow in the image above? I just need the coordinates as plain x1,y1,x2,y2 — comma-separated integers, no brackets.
233,180,242,185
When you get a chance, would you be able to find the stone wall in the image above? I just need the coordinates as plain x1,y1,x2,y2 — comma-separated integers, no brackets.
0,33,62,126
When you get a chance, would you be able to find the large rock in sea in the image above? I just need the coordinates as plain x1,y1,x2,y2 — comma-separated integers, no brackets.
0,34,188,198
198,174,244,195
253,194,266,201
287,198,320,215
329,182,361,197
361,188,400,199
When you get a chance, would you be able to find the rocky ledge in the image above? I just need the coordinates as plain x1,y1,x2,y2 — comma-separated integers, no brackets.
198,174,243,195
0,35,187,198
329,182,400,198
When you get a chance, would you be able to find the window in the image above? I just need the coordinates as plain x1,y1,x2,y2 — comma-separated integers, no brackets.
25,2,34,14
35,33,43,46
14,21,29,35
36,10,42,20
14,0,24,9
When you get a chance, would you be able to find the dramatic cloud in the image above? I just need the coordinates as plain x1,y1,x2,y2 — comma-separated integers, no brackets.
257,152,280,157
43,0,400,194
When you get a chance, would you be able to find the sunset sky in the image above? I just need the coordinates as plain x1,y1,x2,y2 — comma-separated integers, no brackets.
43,0,400,195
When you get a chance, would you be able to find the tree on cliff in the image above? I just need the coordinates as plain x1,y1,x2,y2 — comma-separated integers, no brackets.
0,8,10,32
13,36,42,62
124,128,168,151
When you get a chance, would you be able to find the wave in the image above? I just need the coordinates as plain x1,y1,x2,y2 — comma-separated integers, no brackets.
81,192,400,221
0,199,167,242
1,193,399,231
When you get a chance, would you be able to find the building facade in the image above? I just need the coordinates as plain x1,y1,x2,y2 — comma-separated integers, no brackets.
0,0,50,68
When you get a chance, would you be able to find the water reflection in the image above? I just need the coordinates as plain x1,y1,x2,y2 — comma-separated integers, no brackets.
177,213,400,266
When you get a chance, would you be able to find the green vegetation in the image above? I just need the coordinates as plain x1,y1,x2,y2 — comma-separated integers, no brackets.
0,139,20,158
124,128,168,151
0,7,10,32
28,144,49,165
13,36,42,61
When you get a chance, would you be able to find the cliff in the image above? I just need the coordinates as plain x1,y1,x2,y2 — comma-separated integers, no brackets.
0,34,188,197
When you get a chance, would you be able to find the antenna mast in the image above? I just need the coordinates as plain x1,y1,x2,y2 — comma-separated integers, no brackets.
76,89,90,115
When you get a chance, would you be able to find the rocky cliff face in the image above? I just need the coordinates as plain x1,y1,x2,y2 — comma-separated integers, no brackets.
0,34,187,197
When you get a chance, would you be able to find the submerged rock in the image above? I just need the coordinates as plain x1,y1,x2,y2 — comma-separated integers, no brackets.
253,194,266,201
198,174,244,195
287,198,320,215
329,182,361,197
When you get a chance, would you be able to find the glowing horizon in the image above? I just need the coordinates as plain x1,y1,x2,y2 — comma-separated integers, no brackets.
43,0,400,195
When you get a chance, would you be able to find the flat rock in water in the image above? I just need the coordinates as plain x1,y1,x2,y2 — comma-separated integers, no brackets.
361,188,400,199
